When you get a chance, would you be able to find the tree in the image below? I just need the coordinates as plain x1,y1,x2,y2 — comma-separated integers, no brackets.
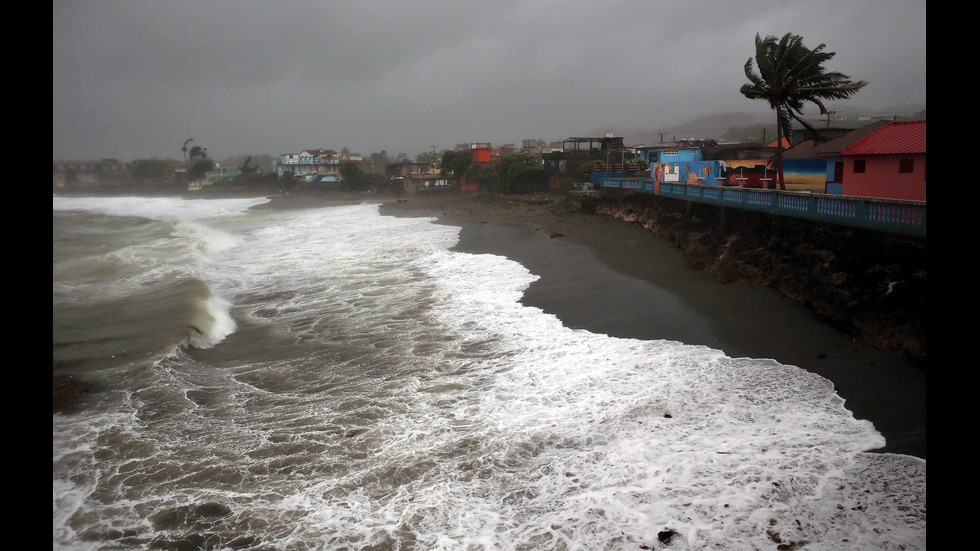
740,32,867,189
368,150,391,164
488,150,542,194
131,158,172,181
186,144,214,181
279,169,298,191
440,149,474,192
189,159,215,181
339,163,364,191
181,138,194,173
415,149,441,163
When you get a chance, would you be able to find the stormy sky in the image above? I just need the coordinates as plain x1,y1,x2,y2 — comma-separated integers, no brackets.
52,0,925,162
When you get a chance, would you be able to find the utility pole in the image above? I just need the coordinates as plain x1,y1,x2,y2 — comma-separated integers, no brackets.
825,111,836,128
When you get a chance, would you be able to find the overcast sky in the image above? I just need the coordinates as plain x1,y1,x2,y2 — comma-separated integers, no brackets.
53,0,925,162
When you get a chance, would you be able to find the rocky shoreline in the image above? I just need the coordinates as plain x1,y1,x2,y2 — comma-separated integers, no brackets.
594,192,926,366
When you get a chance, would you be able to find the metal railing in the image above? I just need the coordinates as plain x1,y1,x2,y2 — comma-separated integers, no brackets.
600,179,926,238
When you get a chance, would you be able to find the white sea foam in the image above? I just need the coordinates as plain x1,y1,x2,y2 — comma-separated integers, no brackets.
52,198,925,550
172,218,242,255
52,194,270,220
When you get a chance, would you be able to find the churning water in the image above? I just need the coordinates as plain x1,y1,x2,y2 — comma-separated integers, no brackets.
53,195,925,550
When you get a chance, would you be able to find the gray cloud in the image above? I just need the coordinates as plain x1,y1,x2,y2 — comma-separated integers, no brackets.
53,0,925,161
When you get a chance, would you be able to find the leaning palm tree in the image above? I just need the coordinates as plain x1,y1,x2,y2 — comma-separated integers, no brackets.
181,138,194,179
740,32,868,190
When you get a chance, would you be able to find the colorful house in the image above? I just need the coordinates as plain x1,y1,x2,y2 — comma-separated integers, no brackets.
275,149,340,182
468,143,494,164
840,121,926,201
783,121,889,194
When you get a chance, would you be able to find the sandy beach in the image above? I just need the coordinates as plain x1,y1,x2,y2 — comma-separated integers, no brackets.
372,191,926,460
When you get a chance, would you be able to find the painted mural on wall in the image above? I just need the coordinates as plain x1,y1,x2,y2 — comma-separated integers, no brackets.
654,161,724,186
720,160,778,189
781,159,827,192
653,158,828,191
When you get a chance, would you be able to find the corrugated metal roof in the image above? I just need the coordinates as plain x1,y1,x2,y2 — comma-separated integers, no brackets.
841,121,926,156
812,120,890,157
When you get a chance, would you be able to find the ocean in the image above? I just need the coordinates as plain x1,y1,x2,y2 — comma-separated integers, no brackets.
53,194,925,550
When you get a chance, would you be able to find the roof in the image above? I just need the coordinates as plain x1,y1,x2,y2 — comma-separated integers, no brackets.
781,139,819,159
783,120,889,159
812,120,890,157
301,149,338,155
766,137,791,148
841,121,926,156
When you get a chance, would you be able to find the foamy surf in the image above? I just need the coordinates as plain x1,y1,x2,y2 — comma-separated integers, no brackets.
53,196,925,550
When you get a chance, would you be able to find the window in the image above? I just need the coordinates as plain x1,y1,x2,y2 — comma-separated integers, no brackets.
899,158,914,173
853,159,866,173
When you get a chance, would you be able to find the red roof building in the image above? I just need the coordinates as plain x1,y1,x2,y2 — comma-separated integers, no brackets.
840,121,925,201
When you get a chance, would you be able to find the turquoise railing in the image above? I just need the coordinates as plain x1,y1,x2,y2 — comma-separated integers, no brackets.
600,178,926,238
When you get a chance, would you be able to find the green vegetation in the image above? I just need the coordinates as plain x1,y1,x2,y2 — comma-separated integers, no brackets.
368,151,391,164
220,154,275,173
440,150,474,192
131,158,172,181
740,32,867,189
578,193,599,214
579,159,602,176
415,150,441,163
340,163,365,192
187,145,214,180
279,169,298,191
486,150,542,195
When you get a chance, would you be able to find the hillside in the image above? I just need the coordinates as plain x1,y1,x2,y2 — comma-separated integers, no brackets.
587,103,926,145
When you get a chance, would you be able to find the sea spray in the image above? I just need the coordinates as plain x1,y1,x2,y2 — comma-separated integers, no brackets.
189,293,236,349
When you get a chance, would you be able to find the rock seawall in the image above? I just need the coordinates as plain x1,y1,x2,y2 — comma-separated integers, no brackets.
595,193,926,366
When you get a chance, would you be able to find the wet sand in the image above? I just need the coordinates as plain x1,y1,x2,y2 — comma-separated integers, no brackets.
374,192,926,460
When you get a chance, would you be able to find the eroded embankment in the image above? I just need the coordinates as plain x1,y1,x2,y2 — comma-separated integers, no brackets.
590,193,926,366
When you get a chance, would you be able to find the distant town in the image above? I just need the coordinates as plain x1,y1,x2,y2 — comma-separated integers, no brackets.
53,109,924,205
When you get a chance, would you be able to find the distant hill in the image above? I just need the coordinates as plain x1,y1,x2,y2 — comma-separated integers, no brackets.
588,103,925,145
589,112,773,145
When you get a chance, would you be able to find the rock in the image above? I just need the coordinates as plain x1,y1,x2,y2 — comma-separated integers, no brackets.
597,194,926,366
53,375,93,413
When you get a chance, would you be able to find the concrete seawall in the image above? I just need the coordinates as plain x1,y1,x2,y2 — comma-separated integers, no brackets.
596,193,926,366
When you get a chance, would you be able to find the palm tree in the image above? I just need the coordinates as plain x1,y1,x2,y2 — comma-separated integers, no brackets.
740,32,868,190
181,138,194,179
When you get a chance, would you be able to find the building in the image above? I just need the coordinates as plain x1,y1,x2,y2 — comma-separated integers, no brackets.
386,160,446,193
840,121,926,201
275,149,340,183
468,143,494,164
783,120,890,194
204,165,241,184
542,136,626,174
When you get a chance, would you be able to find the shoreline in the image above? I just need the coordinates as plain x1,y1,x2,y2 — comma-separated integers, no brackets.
375,192,926,460
53,190,925,460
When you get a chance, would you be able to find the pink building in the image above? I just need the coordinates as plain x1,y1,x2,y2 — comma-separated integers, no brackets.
840,121,926,201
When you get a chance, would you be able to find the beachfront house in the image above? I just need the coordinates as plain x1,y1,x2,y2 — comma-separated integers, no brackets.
204,165,241,184
840,121,926,201
781,120,889,194
275,149,341,183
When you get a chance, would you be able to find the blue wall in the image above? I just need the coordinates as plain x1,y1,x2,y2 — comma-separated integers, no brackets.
590,171,627,186
655,148,702,164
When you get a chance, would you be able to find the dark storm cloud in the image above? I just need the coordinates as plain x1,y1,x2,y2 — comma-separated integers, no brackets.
53,0,925,162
